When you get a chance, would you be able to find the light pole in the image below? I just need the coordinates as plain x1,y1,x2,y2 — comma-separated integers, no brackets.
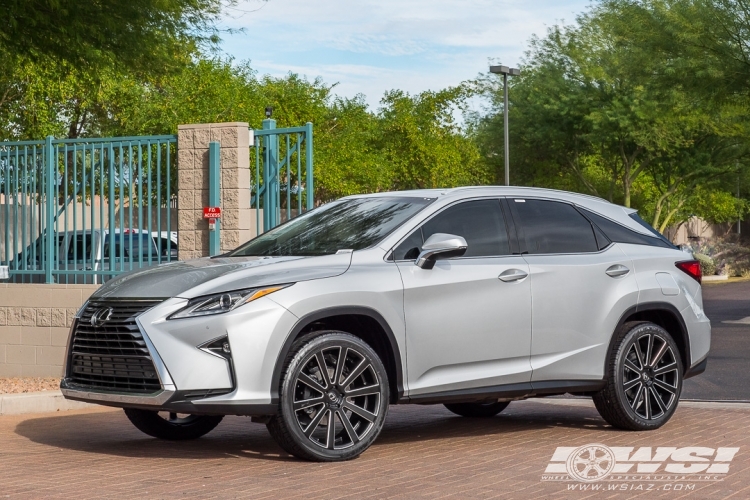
490,65,520,186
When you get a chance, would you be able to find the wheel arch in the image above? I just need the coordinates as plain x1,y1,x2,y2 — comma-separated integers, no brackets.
271,306,404,404
606,302,691,376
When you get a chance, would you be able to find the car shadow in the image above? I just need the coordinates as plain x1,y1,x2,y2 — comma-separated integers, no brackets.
14,400,612,462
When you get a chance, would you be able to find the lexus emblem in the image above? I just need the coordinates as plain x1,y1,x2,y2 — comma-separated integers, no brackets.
90,307,114,327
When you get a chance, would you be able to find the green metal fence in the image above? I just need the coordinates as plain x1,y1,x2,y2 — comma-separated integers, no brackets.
251,120,314,232
0,135,177,284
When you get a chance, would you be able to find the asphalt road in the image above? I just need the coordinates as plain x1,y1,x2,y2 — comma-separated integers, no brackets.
682,279,750,401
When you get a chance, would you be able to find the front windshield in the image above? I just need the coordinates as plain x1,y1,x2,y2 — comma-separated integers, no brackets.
229,196,435,257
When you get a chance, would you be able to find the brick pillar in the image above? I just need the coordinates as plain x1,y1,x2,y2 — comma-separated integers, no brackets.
176,122,253,260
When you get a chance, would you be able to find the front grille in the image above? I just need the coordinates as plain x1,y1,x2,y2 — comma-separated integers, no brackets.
68,300,163,393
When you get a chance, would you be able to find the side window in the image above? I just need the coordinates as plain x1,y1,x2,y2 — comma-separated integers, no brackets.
513,199,598,254
67,234,93,261
393,199,510,259
392,229,423,261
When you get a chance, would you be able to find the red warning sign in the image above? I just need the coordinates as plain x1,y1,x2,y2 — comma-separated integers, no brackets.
203,207,221,219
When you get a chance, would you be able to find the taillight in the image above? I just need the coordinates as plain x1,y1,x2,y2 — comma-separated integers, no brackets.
675,260,702,284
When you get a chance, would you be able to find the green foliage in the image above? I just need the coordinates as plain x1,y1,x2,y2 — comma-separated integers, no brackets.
376,88,491,191
5,0,750,216
0,50,486,201
0,0,225,74
683,188,750,225
472,0,750,236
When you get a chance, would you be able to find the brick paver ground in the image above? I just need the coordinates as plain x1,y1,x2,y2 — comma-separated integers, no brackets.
1,399,749,499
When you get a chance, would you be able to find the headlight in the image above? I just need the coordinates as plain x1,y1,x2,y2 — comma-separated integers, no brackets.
168,285,290,320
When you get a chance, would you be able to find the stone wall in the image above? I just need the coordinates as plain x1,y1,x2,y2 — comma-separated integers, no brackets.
0,284,98,377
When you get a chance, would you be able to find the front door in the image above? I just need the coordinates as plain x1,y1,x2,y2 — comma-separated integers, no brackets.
394,199,533,398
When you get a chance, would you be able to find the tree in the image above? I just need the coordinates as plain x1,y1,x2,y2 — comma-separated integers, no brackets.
473,0,750,233
0,0,226,74
376,88,491,191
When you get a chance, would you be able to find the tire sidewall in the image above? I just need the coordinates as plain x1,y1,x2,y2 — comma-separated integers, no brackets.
613,323,683,429
279,332,390,461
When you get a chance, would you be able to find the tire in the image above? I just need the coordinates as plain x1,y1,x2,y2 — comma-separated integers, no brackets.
593,321,683,431
444,401,509,418
123,408,223,440
267,331,390,462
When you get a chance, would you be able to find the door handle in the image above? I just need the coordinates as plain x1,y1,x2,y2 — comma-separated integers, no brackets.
498,269,528,282
606,264,630,278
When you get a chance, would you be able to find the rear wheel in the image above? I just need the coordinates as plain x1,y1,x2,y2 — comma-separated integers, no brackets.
123,408,223,440
267,331,389,462
444,401,509,418
594,322,683,430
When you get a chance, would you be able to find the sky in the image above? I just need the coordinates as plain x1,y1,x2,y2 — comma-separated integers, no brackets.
219,0,592,110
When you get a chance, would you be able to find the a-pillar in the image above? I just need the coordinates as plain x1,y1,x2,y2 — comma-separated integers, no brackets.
176,122,253,260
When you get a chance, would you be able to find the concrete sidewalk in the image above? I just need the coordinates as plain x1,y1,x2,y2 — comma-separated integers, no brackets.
0,389,92,415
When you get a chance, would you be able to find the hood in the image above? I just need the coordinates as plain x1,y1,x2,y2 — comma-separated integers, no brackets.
91,253,353,299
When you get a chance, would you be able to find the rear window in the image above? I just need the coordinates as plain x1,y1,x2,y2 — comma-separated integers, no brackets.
579,209,674,249
103,233,158,258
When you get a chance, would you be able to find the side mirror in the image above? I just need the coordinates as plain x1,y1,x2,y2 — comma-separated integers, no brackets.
415,233,468,269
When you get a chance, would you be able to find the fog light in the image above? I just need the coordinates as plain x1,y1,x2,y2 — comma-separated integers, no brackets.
199,336,232,360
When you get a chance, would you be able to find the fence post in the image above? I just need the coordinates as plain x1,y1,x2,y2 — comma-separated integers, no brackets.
208,141,221,256
44,135,54,283
261,118,277,231
305,122,314,210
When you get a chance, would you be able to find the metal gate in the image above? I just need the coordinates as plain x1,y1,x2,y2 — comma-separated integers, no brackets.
0,135,177,283
251,119,314,233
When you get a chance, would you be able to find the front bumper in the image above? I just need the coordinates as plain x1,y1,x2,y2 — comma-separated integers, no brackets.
62,295,299,416
61,381,277,416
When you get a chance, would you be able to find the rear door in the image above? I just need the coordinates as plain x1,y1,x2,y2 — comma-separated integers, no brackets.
395,198,533,398
507,198,639,382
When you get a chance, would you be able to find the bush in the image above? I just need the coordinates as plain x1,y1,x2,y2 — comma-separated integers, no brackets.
688,236,750,276
694,253,716,276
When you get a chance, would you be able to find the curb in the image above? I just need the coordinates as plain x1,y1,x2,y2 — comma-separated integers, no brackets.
523,397,750,411
0,390,94,416
703,275,729,282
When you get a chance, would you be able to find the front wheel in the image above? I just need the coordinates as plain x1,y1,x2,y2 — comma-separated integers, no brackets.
593,322,683,430
123,408,223,440
267,331,390,462
444,401,509,418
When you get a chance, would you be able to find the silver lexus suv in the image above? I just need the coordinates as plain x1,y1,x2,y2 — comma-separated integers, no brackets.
61,187,711,461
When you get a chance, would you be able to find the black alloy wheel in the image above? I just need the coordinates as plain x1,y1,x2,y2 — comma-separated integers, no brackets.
267,331,389,461
594,322,683,430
